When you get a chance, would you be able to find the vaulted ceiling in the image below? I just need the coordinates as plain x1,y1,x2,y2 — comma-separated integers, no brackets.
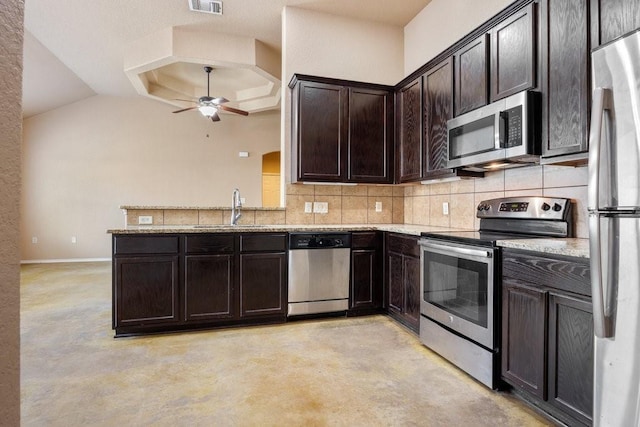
22,0,431,118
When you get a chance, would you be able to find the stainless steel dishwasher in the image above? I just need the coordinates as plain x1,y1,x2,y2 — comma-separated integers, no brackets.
288,232,351,316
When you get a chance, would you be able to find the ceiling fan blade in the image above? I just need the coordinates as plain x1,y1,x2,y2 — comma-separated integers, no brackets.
172,106,199,114
210,112,221,122
218,104,249,116
212,97,229,104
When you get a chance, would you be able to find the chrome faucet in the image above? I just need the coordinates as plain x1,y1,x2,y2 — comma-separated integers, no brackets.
231,188,242,225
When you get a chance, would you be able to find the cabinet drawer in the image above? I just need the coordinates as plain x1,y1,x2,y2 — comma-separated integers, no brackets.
185,234,235,254
386,234,420,257
502,249,591,296
240,233,287,252
351,231,380,249
113,235,179,255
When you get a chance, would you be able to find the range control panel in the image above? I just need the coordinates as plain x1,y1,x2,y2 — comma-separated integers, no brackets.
476,197,571,221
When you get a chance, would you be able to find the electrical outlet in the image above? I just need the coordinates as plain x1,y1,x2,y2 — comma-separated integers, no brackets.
240,197,246,204
138,215,153,225
313,202,328,214
304,202,313,213
71,236,77,244
32,237,38,244
442,202,449,215
375,201,382,212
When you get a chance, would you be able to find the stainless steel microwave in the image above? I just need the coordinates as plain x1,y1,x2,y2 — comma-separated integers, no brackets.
446,90,541,171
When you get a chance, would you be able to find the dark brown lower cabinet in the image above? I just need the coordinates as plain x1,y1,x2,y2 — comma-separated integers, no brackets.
114,255,180,328
349,232,382,314
239,252,286,318
501,280,547,399
112,233,287,336
184,254,235,321
501,248,592,426
548,292,594,426
385,233,420,332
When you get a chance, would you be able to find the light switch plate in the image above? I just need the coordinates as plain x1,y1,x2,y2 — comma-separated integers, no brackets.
442,202,449,215
375,201,382,212
304,202,312,213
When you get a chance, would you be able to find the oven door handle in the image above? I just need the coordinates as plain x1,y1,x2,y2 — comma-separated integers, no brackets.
419,240,493,259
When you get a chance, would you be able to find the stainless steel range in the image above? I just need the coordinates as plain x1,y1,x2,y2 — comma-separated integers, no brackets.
418,196,573,389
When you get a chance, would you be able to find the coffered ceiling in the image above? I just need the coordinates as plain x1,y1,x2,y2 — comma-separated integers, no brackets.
22,0,431,118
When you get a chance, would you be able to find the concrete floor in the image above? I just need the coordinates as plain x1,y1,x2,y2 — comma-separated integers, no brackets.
21,262,555,426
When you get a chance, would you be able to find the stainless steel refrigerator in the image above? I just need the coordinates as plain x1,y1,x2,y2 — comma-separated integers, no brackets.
589,28,640,427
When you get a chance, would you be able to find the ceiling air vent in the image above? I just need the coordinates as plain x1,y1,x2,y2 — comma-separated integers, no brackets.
189,0,223,15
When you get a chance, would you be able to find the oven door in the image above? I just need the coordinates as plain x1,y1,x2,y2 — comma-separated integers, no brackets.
419,239,496,350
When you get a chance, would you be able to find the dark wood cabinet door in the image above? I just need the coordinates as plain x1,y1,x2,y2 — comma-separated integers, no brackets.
295,80,347,182
591,0,640,47
454,34,489,116
541,0,591,160
398,78,423,182
423,57,454,177
501,280,547,399
348,88,393,183
387,251,404,315
548,292,594,425
350,249,378,310
239,252,286,318
184,254,236,321
403,254,421,331
114,255,180,327
490,3,536,101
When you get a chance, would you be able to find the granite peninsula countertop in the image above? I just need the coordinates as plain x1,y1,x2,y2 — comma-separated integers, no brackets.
108,224,590,258
497,238,590,259
107,224,470,237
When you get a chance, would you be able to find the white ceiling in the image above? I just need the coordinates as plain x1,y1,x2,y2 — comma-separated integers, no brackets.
22,0,431,118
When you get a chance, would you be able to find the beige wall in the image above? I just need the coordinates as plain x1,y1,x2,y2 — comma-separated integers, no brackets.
0,0,23,424
281,6,404,184
404,0,513,74
21,96,280,261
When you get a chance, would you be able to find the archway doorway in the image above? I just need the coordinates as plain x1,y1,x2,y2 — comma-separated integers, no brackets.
262,151,280,207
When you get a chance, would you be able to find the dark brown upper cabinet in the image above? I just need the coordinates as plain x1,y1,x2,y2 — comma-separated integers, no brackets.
590,0,640,48
540,0,591,163
291,79,347,183
347,87,394,183
454,34,489,116
397,77,423,183
423,57,455,178
290,75,393,184
490,3,536,101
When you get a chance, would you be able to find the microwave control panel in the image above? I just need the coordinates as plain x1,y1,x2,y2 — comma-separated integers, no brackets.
502,105,523,148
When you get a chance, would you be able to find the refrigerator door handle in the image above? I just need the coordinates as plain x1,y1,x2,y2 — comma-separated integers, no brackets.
588,87,612,211
590,214,614,338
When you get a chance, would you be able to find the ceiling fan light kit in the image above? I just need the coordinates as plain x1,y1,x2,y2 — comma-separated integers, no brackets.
172,66,248,122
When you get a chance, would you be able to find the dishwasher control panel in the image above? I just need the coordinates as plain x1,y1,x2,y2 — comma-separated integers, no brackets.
289,233,351,249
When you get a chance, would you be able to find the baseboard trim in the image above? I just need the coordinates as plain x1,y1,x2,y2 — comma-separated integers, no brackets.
21,258,111,264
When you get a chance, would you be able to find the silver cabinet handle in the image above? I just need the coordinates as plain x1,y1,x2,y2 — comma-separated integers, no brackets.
419,240,493,258
588,87,612,211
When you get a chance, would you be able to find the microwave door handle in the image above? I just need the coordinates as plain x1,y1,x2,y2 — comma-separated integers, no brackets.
588,87,612,211
494,112,502,149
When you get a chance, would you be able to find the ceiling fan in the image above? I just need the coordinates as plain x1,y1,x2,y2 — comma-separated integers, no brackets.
172,66,249,122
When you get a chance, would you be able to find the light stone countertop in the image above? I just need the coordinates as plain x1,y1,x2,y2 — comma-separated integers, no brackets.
497,238,590,259
108,224,590,258
107,224,471,237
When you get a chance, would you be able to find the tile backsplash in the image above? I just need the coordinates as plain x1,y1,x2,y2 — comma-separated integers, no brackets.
402,164,589,238
127,164,588,239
